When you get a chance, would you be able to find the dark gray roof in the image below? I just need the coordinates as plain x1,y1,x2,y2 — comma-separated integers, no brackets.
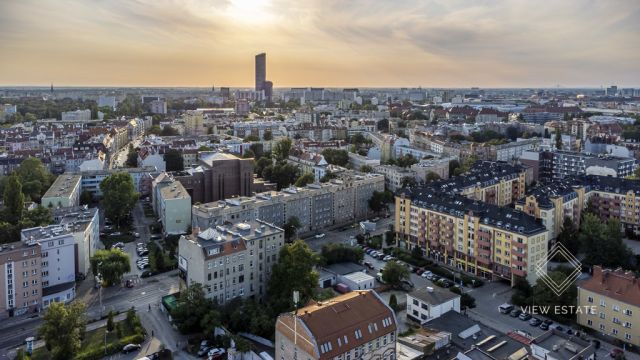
410,286,460,305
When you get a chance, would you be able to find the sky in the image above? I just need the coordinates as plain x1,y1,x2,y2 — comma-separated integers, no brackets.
0,0,639,88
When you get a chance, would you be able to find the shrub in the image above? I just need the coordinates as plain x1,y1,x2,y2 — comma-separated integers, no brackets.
120,333,145,346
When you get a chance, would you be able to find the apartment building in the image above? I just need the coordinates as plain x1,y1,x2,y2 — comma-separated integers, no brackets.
191,172,385,235
428,161,527,207
275,290,398,360
374,165,417,192
178,220,284,304
72,166,158,198
548,151,636,180
515,180,587,240
52,205,100,276
41,174,82,209
0,242,42,318
396,190,549,285
410,157,452,182
21,226,76,307
492,139,539,163
152,173,192,235
577,266,640,347
61,109,91,121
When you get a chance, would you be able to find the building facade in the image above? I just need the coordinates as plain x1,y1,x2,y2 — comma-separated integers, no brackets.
178,220,284,304
152,173,192,235
41,174,82,209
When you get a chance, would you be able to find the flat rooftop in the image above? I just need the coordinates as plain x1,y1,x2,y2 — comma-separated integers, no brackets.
42,174,81,199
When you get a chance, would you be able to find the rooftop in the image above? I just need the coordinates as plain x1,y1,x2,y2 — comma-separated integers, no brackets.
158,178,190,200
199,151,241,167
409,286,460,305
42,174,81,199
533,329,594,360
579,266,640,307
422,161,524,195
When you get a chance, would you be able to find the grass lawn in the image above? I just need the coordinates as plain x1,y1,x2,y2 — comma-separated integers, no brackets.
31,317,143,360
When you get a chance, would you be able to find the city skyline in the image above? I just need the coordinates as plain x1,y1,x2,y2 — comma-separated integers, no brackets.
0,0,639,88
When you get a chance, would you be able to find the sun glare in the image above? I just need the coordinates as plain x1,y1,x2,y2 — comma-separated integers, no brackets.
226,0,274,24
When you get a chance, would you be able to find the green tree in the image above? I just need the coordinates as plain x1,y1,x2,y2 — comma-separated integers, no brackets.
21,205,53,228
15,158,54,201
580,214,633,269
382,261,409,289
283,216,301,241
425,172,441,183
38,302,86,360
395,154,419,168
555,127,562,150
100,172,138,227
368,190,394,213
171,283,216,334
449,160,461,176
377,118,389,132
268,240,319,314
90,249,131,286
530,268,577,322
255,157,272,176
147,125,162,135
80,190,93,205
244,134,260,142
164,149,184,171
295,172,315,187
320,243,364,265
106,310,115,332
272,138,292,161
3,175,24,223
262,162,300,190
125,144,138,168
401,176,417,188
242,149,256,159
263,130,273,141
360,165,373,173
388,294,398,311
556,217,580,255
160,126,179,136
411,244,423,260
321,149,349,167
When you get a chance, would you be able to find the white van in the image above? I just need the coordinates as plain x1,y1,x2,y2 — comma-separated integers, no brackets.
498,303,514,314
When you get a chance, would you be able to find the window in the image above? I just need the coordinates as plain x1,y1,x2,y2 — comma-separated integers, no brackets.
600,313,606,319
612,329,619,335
354,329,362,339
625,334,632,341
624,322,632,328
600,299,606,307
624,309,633,316
587,320,593,326
587,296,594,303
600,324,606,331
613,317,621,324
613,305,620,312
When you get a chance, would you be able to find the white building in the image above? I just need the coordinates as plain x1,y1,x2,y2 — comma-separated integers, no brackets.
41,174,82,209
61,109,91,121
52,206,100,276
21,226,76,307
406,286,460,325
152,173,191,235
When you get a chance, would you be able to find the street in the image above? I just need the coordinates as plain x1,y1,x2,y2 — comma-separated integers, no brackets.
305,215,394,251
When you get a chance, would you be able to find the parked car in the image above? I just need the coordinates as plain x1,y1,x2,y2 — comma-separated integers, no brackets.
498,304,514,314
529,318,542,326
110,232,122,236
122,343,141,353
314,233,326,239
510,309,522,317
519,312,532,321
609,348,624,358
207,348,225,357
401,279,415,289
539,323,549,330
420,271,430,278
554,325,564,332
383,255,393,262
197,346,211,357
416,268,425,275
363,261,374,270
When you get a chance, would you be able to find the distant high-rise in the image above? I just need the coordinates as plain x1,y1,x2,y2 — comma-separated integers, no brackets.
255,53,266,92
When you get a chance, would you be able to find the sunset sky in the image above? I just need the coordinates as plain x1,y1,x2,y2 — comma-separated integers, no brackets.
1,0,639,88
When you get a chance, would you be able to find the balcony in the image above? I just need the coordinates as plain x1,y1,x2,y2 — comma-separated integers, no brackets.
512,241,526,249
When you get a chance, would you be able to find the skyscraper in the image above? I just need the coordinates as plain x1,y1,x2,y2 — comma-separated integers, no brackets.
255,53,266,92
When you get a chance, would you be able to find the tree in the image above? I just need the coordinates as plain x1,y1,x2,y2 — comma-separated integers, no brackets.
90,249,131,286
100,172,138,227
147,125,162,135
411,244,423,260
272,138,292,161
14,157,54,201
295,172,315,187
368,190,394,213
268,240,319,314
377,118,389,132
556,217,580,255
321,149,349,167
106,310,115,332
382,261,409,289
555,127,562,150
39,302,86,360
3,175,24,223
255,157,272,176
506,126,521,141
360,165,373,173
401,176,417,188
249,143,264,158
160,126,179,136
425,172,441,183
21,205,53,229
263,130,273,141
395,154,418,168
388,294,398,311
449,160,461,176
125,144,138,168
80,190,93,205
164,149,184,171
171,283,216,334
262,162,300,190
283,216,301,241
530,268,577,322
580,214,634,269
320,243,364,265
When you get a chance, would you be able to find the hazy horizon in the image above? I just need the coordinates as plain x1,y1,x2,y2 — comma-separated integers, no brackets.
1,0,639,88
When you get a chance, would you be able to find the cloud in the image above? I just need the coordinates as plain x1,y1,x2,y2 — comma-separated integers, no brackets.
0,0,638,87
